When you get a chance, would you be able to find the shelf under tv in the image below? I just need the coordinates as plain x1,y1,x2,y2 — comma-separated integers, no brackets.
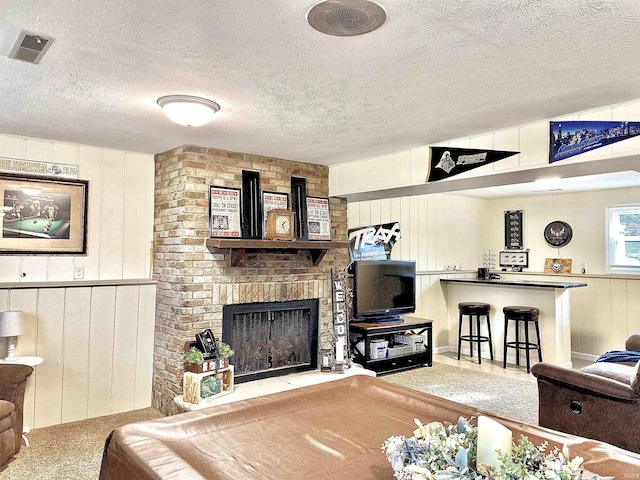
205,238,349,267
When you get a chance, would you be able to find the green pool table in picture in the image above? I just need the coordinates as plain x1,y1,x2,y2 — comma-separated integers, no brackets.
3,215,70,239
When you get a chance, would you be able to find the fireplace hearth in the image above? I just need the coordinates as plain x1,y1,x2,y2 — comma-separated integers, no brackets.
222,299,319,383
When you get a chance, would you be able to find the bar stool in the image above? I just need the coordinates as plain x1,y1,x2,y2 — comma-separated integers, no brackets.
457,302,494,364
503,306,542,373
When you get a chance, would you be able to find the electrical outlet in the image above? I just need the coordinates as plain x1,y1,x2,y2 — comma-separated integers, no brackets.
74,265,84,279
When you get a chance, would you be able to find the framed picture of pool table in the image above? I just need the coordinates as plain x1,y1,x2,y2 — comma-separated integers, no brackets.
0,173,88,255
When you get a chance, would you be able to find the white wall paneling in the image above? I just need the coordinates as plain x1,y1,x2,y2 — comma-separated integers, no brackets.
329,99,640,198
0,281,156,429
348,192,490,273
0,133,154,282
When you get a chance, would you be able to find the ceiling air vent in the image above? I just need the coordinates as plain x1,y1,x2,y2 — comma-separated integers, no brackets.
9,31,54,64
307,0,386,37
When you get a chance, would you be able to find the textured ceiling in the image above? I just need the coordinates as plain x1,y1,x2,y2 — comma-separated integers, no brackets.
1,0,640,165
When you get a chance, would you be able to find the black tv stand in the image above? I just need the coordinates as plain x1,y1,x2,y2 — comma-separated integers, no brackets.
349,316,433,374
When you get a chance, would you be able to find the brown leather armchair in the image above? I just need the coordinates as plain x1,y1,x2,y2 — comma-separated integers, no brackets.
0,364,34,467
531,334,640,453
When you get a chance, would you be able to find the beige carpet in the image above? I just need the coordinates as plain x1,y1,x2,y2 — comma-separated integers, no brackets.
0,407,164,480
382,362,539,424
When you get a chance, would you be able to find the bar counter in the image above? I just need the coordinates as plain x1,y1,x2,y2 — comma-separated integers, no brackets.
441,278,588,289
441,277,588,368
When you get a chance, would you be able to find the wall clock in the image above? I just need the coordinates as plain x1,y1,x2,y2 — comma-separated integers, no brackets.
265,209,296,241
543,220,573,247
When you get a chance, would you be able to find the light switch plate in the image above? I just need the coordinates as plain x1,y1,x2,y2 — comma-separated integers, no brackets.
74,265,84,279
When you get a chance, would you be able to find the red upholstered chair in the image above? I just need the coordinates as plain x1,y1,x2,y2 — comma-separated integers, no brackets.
0,364,34,467
531,334,640,453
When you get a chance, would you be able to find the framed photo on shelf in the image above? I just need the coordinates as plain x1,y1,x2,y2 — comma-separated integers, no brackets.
262,191,288,238
209,186,241,238
306,196,331,241
0,173,88,255
499,250,529,268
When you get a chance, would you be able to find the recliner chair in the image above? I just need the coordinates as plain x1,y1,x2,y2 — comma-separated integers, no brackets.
0,364,34,467
531,334,640,453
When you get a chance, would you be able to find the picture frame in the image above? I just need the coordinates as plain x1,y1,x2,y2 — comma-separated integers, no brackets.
504,210,523,249
499,250,529,268
262,191,288,239
209,186,242,238
306,196,331,241
0,172,88,255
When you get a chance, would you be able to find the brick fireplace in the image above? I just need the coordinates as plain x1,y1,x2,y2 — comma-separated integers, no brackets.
152,145,349,415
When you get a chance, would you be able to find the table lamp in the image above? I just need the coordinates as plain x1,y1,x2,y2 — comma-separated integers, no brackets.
0,310,25,362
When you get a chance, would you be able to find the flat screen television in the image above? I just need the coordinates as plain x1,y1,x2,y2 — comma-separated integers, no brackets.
352,260,416,322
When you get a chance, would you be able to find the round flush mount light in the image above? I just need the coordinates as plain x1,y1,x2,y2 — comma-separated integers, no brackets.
157,95,220,127
307,0,386,37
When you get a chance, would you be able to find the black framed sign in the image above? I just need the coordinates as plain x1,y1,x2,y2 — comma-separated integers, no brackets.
0,173,88,255
209,186,241,238
504,210,523,249
544,220,573,247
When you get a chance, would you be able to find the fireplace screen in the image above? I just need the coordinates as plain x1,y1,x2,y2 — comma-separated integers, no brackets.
222,299,318,383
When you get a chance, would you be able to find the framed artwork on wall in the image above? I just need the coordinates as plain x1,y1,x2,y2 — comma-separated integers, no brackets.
504,210,523,249
0,172,88,255
209,186,241,238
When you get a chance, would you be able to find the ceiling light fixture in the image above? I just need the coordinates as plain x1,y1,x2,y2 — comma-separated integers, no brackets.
157,95,220,127
307,0,386,37
534,177,563,191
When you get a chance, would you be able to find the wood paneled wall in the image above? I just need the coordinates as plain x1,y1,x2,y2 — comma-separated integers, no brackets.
0,282,155,429
347,193,490,272
0,133,155,282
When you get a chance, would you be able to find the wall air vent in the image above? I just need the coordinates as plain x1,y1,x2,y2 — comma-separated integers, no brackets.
9,31,54,64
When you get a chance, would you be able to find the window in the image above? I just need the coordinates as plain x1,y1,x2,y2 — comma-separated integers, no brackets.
607,204,640,272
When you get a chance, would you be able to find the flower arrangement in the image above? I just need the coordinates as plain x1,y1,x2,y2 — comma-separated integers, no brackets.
183,346,204,365
216,342,234,359
381,417,612,480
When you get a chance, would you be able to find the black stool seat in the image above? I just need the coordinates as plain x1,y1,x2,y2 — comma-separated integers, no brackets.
459,302,490,315
457,302,493,364
503,306,539,318
503,305,542,373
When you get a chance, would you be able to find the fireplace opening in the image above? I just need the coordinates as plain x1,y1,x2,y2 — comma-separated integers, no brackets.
222,299,319,383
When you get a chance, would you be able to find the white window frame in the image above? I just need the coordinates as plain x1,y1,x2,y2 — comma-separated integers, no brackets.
606,203,640,273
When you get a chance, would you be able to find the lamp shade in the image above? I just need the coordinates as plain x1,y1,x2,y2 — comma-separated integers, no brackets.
157,95,220,127
0,310,25,337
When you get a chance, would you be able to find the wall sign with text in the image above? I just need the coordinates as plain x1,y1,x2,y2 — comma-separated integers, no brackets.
209,186,241,238
306,196,331,241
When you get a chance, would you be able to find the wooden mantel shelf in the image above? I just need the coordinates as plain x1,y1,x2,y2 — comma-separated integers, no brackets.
205,238,349,267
